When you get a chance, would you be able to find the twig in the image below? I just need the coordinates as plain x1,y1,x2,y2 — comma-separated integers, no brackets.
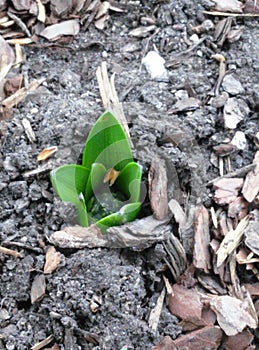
203,10,259,17
3,241,43,254
166,36,207,67
0,246,23,258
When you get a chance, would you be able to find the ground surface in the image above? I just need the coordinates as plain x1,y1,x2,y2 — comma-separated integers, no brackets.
0,0,259,349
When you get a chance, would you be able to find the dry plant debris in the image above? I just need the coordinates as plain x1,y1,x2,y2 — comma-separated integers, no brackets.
0,0,259,348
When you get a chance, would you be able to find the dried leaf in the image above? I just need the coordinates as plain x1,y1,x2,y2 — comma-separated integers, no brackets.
36,0,46,23
4,75,23,96
210,295,257,336
193,206,211,273
216,216,249,267
94,13,109,30
129,25,156,37
213,178,244,205
44,246,61,274
40,20,80,41
103,168,120,186
95,1,110,19
31,274,46,304
37,146,57,161
242,151,259,202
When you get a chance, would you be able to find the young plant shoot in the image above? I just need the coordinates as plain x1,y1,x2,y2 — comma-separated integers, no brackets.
50,111,142,233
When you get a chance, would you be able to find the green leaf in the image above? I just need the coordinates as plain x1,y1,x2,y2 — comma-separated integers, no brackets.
84,163,107,203
77,193,88,227
82,111,133,171
96,202,141,233
116,162,142,203
50,164,90,226
50,164,90,202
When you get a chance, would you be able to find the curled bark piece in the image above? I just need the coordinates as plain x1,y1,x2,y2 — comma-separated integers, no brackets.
148,156,168,220
49,216,169,250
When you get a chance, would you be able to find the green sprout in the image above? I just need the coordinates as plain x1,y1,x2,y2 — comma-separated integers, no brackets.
50,111,142,233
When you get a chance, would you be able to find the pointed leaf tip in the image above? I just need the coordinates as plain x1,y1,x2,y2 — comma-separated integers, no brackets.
82,111,133,171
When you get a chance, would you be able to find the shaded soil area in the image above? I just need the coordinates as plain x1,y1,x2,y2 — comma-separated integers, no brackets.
0,0,259,349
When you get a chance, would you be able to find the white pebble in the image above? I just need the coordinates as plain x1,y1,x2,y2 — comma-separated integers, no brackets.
30,107,38,114
231,131,246,150
142,51,168,81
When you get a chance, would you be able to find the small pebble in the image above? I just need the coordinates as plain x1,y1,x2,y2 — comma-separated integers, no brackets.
222,74,244,95
102,50,108,58
30,107,38,114
231,131,247,150
189,34,199,43
142,51,168,81
223,97,250,129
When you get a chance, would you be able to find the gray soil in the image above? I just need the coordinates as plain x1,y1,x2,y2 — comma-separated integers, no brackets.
0,0,258,349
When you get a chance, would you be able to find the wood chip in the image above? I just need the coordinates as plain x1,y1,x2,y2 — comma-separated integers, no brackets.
2,78,45,108
244,212,259,256
168,199,187,228
221,330,254,350
31,274,46,304
193,206,211,273
213,178,244,205
40,20,80,41
168,284,203,324
44,246,61,274
210,295,257,336
0,36,15,84
148,156,168,220
148,288,165,331
22,118,36,143
49,216,169,250
14,43,23,66
154,326,222,350
7,38,33,45
227,196,248,220
216,215,249,267
242,151,259,202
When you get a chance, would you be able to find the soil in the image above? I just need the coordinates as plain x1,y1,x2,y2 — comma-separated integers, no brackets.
0,0,259,349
